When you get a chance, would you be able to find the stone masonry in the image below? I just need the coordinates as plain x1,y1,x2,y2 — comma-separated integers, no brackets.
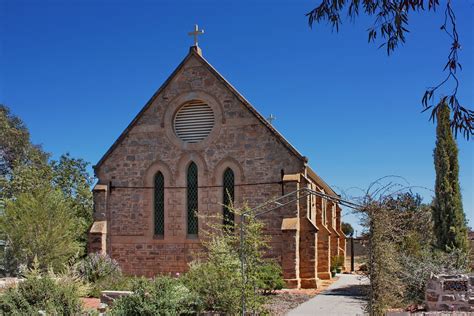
425,274,474,312
89,46,346,288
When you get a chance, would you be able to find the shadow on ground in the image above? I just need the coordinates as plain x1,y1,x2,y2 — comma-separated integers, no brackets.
321,283,369,302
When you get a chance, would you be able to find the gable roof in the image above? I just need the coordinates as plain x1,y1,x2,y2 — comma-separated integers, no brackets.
94,46,306,171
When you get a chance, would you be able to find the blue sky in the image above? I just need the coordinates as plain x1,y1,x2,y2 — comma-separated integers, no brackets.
1,0,472,233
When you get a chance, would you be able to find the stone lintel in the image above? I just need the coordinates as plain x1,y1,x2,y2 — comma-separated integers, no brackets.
90,221,107,234
93,184,108,192
282,173,301,183
281,217,298,231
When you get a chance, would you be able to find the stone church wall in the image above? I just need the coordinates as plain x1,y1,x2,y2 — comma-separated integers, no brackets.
90,48,345,288
93,53,305,277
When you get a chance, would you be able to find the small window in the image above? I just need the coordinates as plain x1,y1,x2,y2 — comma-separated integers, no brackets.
174,100,215,143
187,162,199,235
154,172,165,236
223,168,235,227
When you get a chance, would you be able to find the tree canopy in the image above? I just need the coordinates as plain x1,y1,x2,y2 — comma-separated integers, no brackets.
0,188,83,272
341,222,354,237
0,104,94,274
432,102,468,252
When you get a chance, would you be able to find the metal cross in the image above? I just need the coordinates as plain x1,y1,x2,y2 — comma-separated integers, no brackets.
267,114,276,124
188,24,204,47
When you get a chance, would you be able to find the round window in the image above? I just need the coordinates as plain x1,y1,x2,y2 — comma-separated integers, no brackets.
174,100,215,143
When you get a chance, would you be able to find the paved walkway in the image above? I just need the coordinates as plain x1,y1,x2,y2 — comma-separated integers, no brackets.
287,274,368,316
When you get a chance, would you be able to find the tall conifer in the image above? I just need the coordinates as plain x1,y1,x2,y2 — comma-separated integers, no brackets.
432,102,468,252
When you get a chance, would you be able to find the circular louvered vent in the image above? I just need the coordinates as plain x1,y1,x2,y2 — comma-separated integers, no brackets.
174,100,215,143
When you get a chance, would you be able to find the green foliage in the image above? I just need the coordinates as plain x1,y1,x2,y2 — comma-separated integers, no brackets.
77,253,130,298
398,248,469,304
184,240,242,314
110,276,202,316
88,275,138,298
0,105,50,204
0,260,86,315
0,106,94,275
52,153,94,252
432,102,468,252
255,261,285,295
341,222,354,237
0,104,49,181
183,206,271,314
306,2,473,139
0,187,82,272
330,255,345,270
77,253,121,284
361,192,469,315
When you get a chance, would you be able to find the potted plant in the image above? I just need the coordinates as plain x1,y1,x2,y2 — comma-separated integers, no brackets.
331,255,344,274
335,255,344,273
330,260,338,277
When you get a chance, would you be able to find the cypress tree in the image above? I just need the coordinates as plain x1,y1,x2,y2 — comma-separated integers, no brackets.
432,102,468,252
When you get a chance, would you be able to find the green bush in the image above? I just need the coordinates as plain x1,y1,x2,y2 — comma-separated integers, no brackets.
88,275,139,298
255,261,285,294
398,248,469,304
77,253,121,283
110,276,201,316
0,263,86,315
183,207,270,314
330,255,345,270
0,187,82,272
184,243,242,314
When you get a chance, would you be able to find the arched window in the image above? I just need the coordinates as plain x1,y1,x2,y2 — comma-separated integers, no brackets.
223,168,235,227
154,172,165,236
187,162,199,235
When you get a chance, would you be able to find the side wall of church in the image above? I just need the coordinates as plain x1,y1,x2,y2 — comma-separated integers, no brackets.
93,54,304,276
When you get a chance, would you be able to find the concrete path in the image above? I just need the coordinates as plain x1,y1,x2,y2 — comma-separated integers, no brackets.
287,274,368,316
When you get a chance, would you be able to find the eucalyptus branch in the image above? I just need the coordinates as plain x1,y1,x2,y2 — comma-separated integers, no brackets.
306,0,473,139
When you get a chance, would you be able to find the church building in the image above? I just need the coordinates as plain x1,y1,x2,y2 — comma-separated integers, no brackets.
89,33,346,289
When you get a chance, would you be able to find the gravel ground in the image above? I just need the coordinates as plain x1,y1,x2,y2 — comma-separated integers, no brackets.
264,279,337,315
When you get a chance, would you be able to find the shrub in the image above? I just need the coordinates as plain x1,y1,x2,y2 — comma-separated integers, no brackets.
398,248,469,304
88,275,139,298
331,255,345,270
0,187,82,272
77,253,121,283
183,206,269,314
255,261,285,294
359,191,470,314
0,262,86,315
110,276,202,315
184,240,242,314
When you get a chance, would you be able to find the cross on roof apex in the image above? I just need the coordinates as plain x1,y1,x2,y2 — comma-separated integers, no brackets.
188,24,204,47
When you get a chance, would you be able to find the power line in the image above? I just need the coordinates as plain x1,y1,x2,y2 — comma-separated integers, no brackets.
109,180,283,190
